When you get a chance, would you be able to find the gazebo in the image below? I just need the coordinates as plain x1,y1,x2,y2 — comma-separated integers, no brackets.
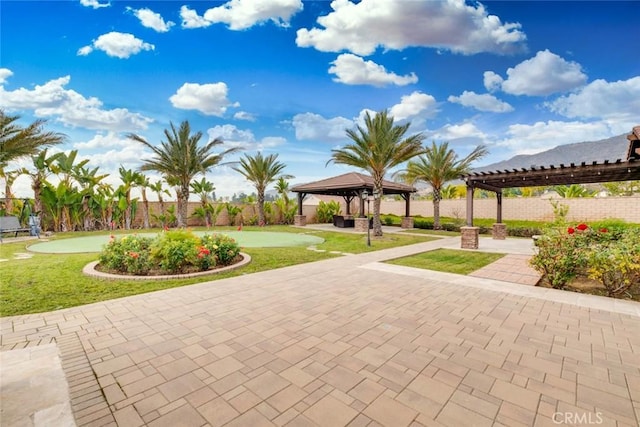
291,172,416,228
460,126,640,248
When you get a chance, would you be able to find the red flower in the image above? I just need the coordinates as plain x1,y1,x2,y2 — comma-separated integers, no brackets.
129,251,139,259
568,227,575,234
198,246,210,255
600,228,608,233
576,223,588,231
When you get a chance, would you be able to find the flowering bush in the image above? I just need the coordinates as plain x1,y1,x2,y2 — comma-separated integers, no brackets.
531,223,640,296
99,230,241,275
99,234,154,275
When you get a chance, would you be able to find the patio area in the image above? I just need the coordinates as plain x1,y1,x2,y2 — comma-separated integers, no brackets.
1,236,639,426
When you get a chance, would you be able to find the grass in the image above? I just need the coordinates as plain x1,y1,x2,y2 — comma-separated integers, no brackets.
0,226,436,316
386,248,505,275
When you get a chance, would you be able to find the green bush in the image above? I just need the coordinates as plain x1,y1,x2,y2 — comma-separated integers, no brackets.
531,223,640,295
99,234,154,275
99,230,241,275
316,201,341,223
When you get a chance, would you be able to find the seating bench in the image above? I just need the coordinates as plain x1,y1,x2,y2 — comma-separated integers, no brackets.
0,216,30,238
333,215,355,228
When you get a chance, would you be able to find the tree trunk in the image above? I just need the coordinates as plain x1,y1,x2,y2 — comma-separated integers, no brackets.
177,185,189,227
372,181,383,236
257,190,265,226
433,190,442,230
141,189,150,229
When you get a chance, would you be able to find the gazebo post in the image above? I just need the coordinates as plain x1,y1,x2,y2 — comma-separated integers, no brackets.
295,192,306,226
401,193,413,229
359,190,366,217
493,190,506,240
461,184,479,249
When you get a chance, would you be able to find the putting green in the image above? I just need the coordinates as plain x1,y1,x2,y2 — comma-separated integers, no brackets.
27,231,324,254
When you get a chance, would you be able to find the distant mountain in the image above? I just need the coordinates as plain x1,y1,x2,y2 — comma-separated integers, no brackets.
474,134,630,173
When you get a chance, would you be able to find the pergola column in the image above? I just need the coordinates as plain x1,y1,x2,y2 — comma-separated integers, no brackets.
401,193,413,229
295,192,306,226
492,190,506,240
461,184,479,249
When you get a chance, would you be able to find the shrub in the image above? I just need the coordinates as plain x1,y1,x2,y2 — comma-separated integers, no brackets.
99,230,241,275
150,230,200,273
99,234,154,275
531,223,640,295
316,201,341,223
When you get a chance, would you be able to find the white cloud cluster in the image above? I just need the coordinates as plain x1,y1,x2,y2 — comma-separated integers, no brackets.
485,50,587,96
234,111,256,121
169,82,239,116
180,0,303,30
0,68,13,84
0,73,153,132
73,132,130,150
497,120,616,155
128,7,175,32
80,0,110,9
207,124,286,150
291,113,353,141
448,91,513,113
78,32,154,59
389,91,438,121
547,77,640,132
329,54,417,87
296,0,526,56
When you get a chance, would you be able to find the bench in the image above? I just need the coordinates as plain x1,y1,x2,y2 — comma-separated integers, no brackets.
0,216,31,239
333,215,355,228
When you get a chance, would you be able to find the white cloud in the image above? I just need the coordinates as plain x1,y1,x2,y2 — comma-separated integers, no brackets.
0,68,13,84
547,77,640,133
494,50,587,96
389,91,438,121
329,54,417,87
234,111,256,121
80,0,110,9
431,123,488,141
0,73,153,132
73,132,129,149
180,6,211,29
169,82,238,116
180,0,303,31
79,32,154,59
496,120,615,155
296,0,526,56
207,124,286,150
483,71,503,92
128,7,175,33
291,113,353,141
448,91,513,113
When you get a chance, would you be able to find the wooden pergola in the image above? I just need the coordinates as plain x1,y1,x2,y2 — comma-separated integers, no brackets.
291,172,416,217
462,126,640,228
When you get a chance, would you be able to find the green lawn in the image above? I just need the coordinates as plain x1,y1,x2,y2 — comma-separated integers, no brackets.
0,226,436,316
386,248,505,275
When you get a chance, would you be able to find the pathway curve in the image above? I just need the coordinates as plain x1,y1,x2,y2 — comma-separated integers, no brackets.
1,236,639,427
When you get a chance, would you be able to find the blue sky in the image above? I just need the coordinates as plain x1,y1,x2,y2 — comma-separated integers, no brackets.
2,0,639,199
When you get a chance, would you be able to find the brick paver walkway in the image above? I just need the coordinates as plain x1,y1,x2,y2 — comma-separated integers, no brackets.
470,254,542,286
1,237,639,427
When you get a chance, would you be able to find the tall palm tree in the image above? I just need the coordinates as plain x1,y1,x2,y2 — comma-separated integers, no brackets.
328,110,425,236
191,177,216,226
28,149,63,218
118,166,144,229
398,141,488,229
233,152,291,226
148,180,170,221
0,110,66,168
128,121,239,227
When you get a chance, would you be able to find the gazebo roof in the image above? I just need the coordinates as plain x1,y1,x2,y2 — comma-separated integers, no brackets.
463,126,640,191
291,172,416,196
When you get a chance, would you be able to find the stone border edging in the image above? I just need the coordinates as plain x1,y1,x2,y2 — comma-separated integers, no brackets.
82,252,251,280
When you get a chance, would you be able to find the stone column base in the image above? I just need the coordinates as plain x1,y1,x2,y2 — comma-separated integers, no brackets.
294,215,306,226
461,226,479,249
401,217,414,229
354,217,368,232
492,223,507,240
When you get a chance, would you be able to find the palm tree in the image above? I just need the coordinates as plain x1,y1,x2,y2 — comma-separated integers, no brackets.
137,174,151,229
233,152,291,226
28,149,63,218
118,167,144,229
191,177,216,226
328,110,425,236
128,121,239,227
553,184,595,198
398,141,487,229
148,180,170,223
0,110,66,168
